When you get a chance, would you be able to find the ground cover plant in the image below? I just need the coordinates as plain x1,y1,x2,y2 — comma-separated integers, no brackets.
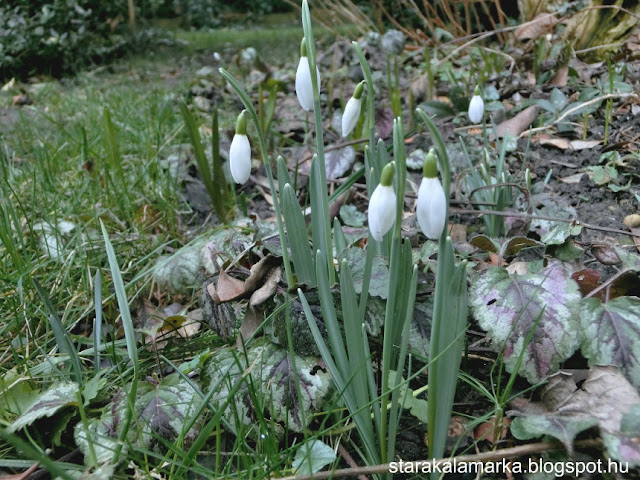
2,1,640,479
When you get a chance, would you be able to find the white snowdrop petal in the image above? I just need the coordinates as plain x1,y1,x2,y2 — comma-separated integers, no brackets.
468,95,484,124
341,97,362,137
368,184,396,241
229,134,251,184
417,177,446,240
295,57,320,112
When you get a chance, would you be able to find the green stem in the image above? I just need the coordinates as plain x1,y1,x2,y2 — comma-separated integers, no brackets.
219,68,294,289
302,0,334,285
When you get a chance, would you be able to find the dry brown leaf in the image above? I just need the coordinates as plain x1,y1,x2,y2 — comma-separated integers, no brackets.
539,136,570,150
558,173,586,184
570,139,602,150
496,105,540,138
237,307,264,347
249,266,282,307
510,366,640,455
515,13,558,41
623,214,640,228
243,255,278,294
506,262,528,275
474,416,511,444
549,65,569,87
449,223,467,243
216,269,245,302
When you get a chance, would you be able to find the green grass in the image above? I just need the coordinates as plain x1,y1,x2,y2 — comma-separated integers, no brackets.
0,37,233,478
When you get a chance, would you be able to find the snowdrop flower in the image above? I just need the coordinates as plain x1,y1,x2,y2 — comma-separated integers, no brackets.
416,150,446,240
229,110,251,184
342,81,364,137
368,163,396,242
468,85,484,124
295,38,320,112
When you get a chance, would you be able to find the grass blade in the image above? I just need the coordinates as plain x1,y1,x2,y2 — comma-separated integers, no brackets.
33,280,83,384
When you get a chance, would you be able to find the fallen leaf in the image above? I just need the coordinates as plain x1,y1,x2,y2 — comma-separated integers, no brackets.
515,13,558,41
474,416,511,444
539,136,570,150
549,65,569,87
570,139,602,150
571,269,601,297
510,366,640,462
249,266,282,307
623,214,640,228
449,223,467,243
243,255,278,294
592,245,622,265
496,105,540,138
558,173,586,184
216,269,245,302
506,262,528,275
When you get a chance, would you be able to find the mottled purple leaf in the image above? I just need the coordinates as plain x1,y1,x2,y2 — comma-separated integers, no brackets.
470,262,581,383
602,405,640,466
324,145,356,179
580,297,640,389
202,339,330,434
375,107,394,139
75,374,201,465
9,382,79,432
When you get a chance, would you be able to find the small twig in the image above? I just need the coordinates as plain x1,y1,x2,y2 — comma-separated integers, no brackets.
451,208,640,238
337,444,369,480
275,439,602,480
520,93,639,139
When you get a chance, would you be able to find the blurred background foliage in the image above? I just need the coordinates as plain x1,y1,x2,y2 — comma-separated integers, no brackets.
1,0,519,80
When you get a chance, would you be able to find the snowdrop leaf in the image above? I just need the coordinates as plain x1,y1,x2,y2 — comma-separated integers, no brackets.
470,262,581,383
580,297,640,389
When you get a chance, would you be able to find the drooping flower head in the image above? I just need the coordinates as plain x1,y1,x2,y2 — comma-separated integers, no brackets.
468,85,484,124
342,81,365,137
416,150,446,240
229,110,251,184
368,162,397,242
295,38,321,112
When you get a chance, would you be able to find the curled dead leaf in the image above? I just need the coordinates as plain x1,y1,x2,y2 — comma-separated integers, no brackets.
496,105,540,138
515,13,558,41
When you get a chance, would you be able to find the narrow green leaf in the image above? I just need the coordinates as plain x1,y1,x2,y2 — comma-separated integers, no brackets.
100,220,139,464
180,102,229,223
33,280,82,383
282,184,314,286
93,270,102,372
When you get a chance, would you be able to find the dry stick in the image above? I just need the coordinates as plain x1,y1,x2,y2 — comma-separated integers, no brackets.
275,439,602,480
451,208,640,239
337,443,369,480
519,93,639,138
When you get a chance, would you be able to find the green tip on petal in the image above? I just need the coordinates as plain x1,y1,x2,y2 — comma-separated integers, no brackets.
473,84,482,96
300,38,307,57
353,81,365,100
235,110,247,135
380,162,395,186
423,150,437,178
